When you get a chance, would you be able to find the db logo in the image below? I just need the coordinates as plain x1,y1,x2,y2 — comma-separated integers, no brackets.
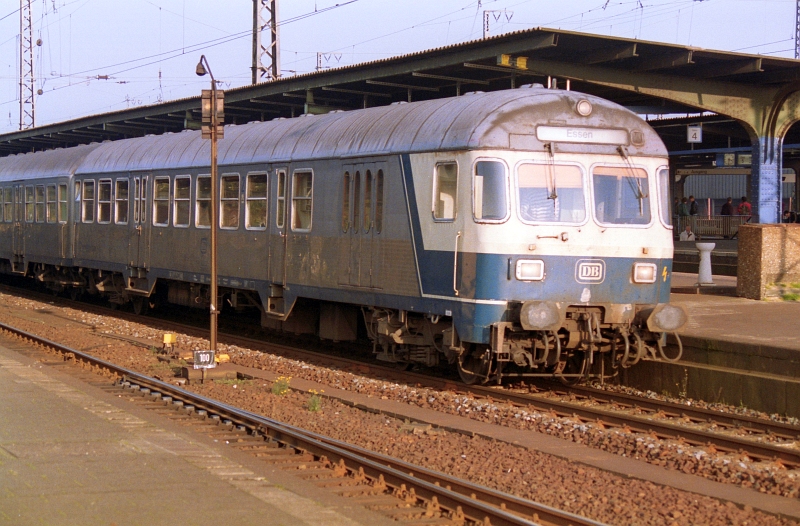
576,260,605,283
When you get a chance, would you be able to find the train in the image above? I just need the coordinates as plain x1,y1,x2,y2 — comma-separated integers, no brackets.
0,85,686,384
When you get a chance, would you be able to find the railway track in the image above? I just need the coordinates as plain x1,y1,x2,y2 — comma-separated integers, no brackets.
0,319,604,526
4,282,800,469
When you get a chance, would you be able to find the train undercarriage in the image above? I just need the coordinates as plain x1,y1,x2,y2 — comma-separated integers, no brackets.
364,304,685,385
13,261,685,386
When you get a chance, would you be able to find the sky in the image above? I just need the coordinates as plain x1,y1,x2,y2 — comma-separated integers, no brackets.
0,0,797,134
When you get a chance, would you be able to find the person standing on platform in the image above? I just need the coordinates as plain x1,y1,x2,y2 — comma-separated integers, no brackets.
679,224,696,241
678,197,690,217
737,196,752,217
720,197,733,215
688,195,699,216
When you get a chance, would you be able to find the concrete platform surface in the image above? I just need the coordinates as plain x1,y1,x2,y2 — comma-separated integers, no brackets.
670,272,800,352
0,344,392,526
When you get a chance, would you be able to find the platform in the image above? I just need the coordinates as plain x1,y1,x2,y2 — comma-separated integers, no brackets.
623,271,800,417
0,343,390,526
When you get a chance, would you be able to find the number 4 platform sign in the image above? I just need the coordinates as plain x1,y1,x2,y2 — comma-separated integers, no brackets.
687,125,702,144
193,350,216,369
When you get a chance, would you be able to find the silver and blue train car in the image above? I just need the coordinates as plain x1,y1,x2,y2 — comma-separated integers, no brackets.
0,85,686,384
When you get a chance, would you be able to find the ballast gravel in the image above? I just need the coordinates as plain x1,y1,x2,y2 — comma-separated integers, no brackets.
0,293,796,525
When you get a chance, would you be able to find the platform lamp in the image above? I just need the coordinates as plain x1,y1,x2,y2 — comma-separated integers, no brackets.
196,55,224,355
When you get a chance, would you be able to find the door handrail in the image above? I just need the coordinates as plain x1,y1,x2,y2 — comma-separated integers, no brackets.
453,231,461,296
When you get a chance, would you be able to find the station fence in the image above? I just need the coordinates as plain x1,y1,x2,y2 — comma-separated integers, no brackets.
674,215,750,239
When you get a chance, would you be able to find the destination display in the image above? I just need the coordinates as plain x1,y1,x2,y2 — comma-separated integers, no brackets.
536,126,629,145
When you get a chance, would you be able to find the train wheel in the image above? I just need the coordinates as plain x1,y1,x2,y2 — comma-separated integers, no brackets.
69,288,81,302
457,345,491,385
132,297,146,316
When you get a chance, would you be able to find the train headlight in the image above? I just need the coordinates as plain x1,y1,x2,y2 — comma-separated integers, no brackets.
645,304,688,332
516,260,544,281
576,99,593,116
633,263,657,284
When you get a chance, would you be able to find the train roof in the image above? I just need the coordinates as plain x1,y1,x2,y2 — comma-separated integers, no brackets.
0,143,103,182
0,88,665,179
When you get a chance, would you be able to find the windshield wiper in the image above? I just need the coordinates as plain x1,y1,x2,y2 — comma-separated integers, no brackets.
617,145,647,214
545,143,558,207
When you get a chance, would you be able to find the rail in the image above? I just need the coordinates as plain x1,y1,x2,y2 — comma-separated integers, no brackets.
0,320,604,526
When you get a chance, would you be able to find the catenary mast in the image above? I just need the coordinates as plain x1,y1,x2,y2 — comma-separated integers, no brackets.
19,0,34,129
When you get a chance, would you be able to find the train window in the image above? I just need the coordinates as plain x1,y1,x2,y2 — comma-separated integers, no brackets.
74,181,81,221
473,161,508,222
276,170,286,229
291,170,313,231
58,184,67,223
82,180,95,223
97,180,112,224
246,172,267,230
433,162,457,221
25,186,34,223
592,165,651,225
15,187,22,222
220,174,240,229
3,188,11,222
364,170,373,232
174,176,190,227
352,171,360,234
657,167,672,228
375,170,384,234
35,185,45,223
196,175,210,228
517,163,585,224
153,177,170,226
133,179,140,223
115,180,128,224
140,178,147,224
46,185,57,223
341,172,351,232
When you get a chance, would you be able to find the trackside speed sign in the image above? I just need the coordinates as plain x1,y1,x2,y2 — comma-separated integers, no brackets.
193,350,216,369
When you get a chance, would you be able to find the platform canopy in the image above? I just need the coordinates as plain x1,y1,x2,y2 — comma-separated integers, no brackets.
2,27,800,221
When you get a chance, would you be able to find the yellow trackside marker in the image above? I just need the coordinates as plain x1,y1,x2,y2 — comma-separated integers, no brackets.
662,266,668,282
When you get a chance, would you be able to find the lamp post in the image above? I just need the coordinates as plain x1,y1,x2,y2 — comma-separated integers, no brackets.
196,55,224,352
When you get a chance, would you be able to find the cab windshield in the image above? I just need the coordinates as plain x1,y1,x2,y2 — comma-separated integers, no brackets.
592,165,651,225
516,163,586,223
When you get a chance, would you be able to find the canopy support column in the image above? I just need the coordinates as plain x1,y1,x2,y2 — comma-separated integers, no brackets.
750,136,783,224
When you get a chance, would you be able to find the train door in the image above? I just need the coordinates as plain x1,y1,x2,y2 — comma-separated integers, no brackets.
347,165,362,286
370,165,386,289
339,163,386,288
58,181,68,259
432,161,464,296
360,164,385,288
338,166,352,285
268,168,288,286
128,175,151,269
11,184,24,272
